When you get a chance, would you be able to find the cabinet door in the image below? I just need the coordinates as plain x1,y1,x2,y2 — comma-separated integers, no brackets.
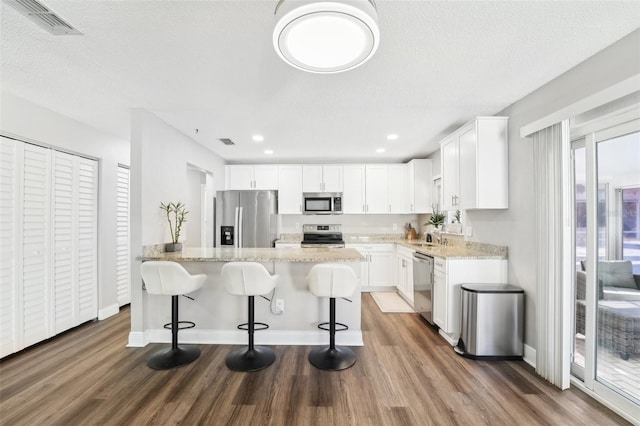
343,165,366,214
405,256,414,301
368,250,394,287
322,165,343,192
387,164,406,213
0,137,19,358
458,123,477,210
407,159,432,213
302,165,323,192
433,271,446,329
226,165,254,190
253,165,278,190
441,137,458,211
22,143,51,347
278,165,303,214
365,165,388,214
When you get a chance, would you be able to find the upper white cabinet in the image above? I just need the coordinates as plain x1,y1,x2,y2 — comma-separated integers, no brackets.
364,165,388,213
407,159,432,213
387,164,406,214
302,164,343,192
225,165,278,190
440,117,508,211
342,165,366,214
278,165,303,214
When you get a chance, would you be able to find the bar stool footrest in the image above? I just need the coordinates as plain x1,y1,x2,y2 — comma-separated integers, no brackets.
237,322,269,331
163,320,196,330
317,321,348,332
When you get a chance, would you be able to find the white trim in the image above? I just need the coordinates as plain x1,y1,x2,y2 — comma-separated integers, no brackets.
97,303,119,320
126,329,364,348
524,344,536,368
438,329,458,346
570,377,640,424
521,74,640,138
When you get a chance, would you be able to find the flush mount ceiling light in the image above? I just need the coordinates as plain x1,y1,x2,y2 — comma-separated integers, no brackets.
273,0,380,74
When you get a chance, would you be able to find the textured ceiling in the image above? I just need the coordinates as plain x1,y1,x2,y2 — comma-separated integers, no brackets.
2,0,639,163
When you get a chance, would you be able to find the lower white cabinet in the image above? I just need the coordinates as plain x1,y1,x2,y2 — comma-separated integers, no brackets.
347,244,394,291
432,256,507,345
396,245,415,304
0,137,98,358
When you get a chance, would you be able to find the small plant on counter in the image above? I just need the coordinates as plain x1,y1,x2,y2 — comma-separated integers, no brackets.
160,202,188,250
425,205,445,229
453,209,461,224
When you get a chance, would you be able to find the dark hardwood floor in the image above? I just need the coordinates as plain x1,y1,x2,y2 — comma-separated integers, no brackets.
0,294,629,425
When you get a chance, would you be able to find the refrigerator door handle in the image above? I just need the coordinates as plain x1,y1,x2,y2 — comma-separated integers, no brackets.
238,206,243,248
234,207,240,248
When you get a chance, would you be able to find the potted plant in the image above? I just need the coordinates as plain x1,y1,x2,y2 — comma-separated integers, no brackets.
160,201,188,252
425,205,445,230
449,209,462,233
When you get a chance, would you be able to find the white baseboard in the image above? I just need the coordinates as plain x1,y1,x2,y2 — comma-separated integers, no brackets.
523,344,536,368
362,286,396,293
127,329,364,348
98,303,119,320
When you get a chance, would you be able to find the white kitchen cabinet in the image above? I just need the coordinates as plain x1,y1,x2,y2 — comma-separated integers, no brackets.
364,165,388,214
432,256,508,345
342,165,366,214
387,164,406,214
440,117,508,211
278,165,303,214
396,245,415,304
0,137,99,358
347,243,394,291
407,159,432,213
302,164,343,193
225,165,278,190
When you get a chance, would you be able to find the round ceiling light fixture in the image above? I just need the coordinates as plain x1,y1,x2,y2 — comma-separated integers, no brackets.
273,0,380,74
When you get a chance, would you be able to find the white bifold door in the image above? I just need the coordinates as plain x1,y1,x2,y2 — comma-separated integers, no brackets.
0,136,98,358
115,165,130,306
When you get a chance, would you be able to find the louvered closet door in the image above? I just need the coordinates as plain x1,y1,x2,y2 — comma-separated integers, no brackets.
52,151,76,333
76,158,98,323
0,137,20,357
22,143,51,347
116,166,130,306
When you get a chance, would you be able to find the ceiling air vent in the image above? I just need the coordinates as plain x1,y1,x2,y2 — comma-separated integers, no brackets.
219,138,235,146
4,0,82,35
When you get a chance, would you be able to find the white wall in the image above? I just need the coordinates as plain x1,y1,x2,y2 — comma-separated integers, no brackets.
448,29,640,350
129,109,226,333
0,91,130,318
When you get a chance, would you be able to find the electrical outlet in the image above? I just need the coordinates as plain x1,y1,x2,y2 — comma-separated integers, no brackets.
392,223,398,231
276,299,285,313
295,222,300,230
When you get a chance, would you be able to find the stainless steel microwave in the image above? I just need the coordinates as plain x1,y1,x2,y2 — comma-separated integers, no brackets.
303,192,343,215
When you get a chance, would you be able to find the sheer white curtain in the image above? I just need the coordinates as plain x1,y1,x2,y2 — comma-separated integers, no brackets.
532,120,572,389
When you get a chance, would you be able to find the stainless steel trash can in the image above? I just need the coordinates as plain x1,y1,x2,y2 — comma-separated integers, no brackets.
455,284,524,360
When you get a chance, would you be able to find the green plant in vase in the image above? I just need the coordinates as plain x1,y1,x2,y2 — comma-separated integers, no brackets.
160,201,188,252
425,205,445,230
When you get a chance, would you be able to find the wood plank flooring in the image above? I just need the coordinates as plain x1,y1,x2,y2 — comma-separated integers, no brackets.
0,294,630,425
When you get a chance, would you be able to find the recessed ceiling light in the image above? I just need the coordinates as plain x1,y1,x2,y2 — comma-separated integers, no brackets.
376,148,385,153
252,134,264,142
387,133,398,141
264,149,274,155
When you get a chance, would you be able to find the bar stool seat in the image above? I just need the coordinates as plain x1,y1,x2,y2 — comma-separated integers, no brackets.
307,263,358,371
140,261,207,370
222,262,279,372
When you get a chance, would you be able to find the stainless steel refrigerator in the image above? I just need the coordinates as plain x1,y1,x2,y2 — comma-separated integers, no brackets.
215,190,278,248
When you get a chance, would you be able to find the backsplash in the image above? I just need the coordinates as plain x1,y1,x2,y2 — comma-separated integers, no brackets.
278,214,420,235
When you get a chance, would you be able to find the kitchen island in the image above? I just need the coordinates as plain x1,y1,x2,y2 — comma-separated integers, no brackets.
128,247,365,348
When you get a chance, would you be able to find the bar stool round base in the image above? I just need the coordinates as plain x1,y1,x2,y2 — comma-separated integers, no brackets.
309,346,356,371
147,345,201,370
225,346,276,372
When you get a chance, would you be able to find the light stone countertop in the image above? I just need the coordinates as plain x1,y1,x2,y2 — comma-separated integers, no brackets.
138,247,365,263
276,234,508,260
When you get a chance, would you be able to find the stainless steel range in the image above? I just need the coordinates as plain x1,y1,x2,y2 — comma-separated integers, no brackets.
301,224,345,248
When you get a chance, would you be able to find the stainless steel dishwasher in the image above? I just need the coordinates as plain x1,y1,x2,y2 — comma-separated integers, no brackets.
413,252,434,324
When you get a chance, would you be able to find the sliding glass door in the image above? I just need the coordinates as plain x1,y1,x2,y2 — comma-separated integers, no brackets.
571,117,640,414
